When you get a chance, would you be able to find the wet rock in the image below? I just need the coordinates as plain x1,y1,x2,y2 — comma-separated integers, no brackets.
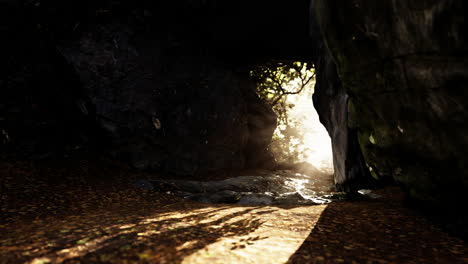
191,190,242,204
357,189,383,200
151,176,285,194
274,192,314,205
145,171,339,205
237,193,275,205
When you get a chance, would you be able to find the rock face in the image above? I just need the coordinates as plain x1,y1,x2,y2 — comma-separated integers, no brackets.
56,4,280,175
1,1,315,175
312,0,468,207
62,25,277,174
0,3,97,157
3,0,467,204
310,17,374,192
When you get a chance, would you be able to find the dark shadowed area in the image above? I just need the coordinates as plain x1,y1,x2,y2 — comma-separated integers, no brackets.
1,0,468,263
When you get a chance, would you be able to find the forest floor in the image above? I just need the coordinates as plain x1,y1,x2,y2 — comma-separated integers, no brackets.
1,159,468,264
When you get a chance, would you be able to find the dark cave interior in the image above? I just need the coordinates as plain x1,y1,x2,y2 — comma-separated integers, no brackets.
1,0,468,263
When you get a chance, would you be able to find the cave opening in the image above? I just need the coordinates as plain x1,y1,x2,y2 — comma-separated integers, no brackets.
129,62,339,207
250,61,333,173
3,1,468,263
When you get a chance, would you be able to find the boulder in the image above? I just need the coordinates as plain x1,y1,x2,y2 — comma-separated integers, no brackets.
0,1,285,175
237,193,275,205
312,0,468,235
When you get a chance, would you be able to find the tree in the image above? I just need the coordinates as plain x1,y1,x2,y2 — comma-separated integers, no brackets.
250,61,315,163
250,61,315,122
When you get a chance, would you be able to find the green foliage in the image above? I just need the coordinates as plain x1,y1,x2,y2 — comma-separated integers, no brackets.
250,61,315,163
251,62,314,104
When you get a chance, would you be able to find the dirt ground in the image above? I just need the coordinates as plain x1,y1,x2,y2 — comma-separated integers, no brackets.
1,159,467,263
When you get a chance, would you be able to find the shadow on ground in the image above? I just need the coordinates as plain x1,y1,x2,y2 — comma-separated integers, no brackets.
287,189,468,264
1,159,321,264
3,160,468,264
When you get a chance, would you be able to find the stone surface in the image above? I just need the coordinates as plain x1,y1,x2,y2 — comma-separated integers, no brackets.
237,193,275,205
310,14,374,192
1,1,298,175
141,170,338,205
312,0,468,209
56,8,279,175
0,12,97,158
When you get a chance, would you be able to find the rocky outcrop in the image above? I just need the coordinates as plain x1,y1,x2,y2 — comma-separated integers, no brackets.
56,6,279,175
2,0,320,175
312,0,468,211
0,2,97,157
134,169,340,205
310,16,374,192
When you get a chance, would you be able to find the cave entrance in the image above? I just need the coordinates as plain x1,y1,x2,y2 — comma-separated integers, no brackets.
134,62,338,206
132,62,337,206
251,61,334,174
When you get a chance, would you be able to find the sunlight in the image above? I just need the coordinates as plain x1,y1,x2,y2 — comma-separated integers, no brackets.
252,62,333,172
28,205,327,264
276,82,333,172
28,208,225,264
284,177,308,195
181,205,328,264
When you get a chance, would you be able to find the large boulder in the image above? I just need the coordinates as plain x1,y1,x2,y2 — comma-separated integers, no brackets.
310,15,374,192
312,0,468,207
0,1,284,175
0,1,96,157
58,11,277,175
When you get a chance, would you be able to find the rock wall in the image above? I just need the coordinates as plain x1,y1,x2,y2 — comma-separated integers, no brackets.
312,0,468,207
310,12,374,192
58,14,276,175
1,0,314,176
0,2,97,158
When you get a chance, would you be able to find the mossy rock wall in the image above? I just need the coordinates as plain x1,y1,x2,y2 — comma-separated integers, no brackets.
313,0,468,205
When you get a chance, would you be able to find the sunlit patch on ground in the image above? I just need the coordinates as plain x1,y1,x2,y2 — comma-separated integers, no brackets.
2,202,327,264
2,157,468,264
181,205,327,264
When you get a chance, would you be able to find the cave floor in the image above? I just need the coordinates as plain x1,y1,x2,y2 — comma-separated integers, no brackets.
1,160,468,264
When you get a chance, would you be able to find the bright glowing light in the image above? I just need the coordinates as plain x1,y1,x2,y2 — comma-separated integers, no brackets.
284,178,308,195
274,81,334,173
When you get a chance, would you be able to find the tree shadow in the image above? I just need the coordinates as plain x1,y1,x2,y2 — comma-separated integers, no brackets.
5,205,277,263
